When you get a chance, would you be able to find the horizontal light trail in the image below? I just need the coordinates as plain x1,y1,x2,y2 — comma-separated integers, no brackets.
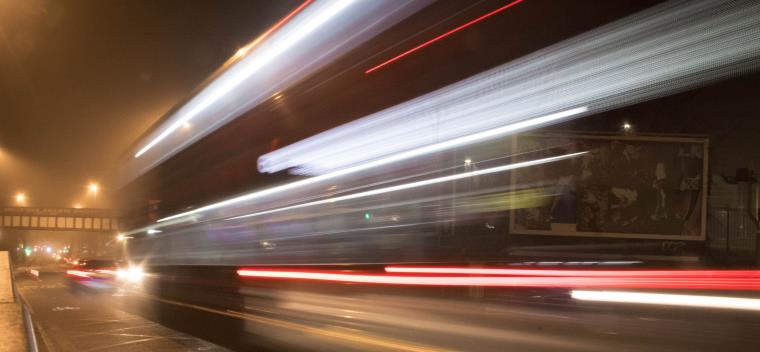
157,107,586,223
66,270,91,278
134,0,352,158
365,0,525,74
261,0,760,176
571,290,760,311
237,268,760,290
228,151,586,220
385,266,760,278
96,269,118,275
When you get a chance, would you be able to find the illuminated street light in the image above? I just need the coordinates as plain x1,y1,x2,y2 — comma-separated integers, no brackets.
73,204,83,209
88,183,99,194
15,193,26,206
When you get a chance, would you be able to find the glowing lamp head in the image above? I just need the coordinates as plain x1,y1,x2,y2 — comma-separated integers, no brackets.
88,183,99,194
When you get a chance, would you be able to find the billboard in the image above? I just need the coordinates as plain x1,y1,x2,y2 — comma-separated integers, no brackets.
510,133,708,240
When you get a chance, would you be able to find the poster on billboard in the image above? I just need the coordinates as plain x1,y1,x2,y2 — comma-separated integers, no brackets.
509,133,708,240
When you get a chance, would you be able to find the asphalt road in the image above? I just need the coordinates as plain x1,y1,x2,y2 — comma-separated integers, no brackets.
15,269,760,352
15,271,230,352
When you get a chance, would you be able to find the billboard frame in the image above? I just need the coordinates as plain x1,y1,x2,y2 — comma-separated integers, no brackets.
508,132,709,241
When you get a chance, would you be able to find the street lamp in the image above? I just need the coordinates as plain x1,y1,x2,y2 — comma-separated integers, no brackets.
87,182,100,208
15,193,26,206
621,121,633,134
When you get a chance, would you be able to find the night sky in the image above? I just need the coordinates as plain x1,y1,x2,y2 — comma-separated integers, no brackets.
0,0,296,207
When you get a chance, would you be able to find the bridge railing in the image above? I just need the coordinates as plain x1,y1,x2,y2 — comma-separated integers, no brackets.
0,207,121,232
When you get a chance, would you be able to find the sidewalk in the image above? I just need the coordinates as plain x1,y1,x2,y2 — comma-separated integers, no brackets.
0,303,27,352
0,251,30,352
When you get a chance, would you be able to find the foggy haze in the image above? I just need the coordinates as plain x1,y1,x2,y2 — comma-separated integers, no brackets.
0,0,296,207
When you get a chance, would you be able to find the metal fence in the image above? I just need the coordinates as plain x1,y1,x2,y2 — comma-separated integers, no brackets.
707,208,759,264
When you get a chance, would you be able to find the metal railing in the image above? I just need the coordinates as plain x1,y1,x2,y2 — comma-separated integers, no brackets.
707,208,759,265
9,258,39,352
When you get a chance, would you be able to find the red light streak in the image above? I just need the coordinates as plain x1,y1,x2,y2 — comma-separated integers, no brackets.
365,0,525,74
385,266,760,278
237,268,760,290
236,0,314,57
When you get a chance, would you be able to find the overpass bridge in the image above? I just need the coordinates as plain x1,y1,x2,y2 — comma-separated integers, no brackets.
0,207,121,232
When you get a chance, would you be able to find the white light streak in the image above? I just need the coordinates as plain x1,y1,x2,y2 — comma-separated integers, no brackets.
228,152,586,221
157,108,586,223
259,0,760,175
150,0,760,225
571,290,760,312
134,0,355,158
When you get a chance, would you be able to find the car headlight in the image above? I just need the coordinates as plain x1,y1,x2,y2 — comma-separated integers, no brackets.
117,266,144,283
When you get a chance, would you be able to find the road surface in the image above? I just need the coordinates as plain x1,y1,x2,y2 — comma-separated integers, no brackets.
15,271,231,352
15,269,760,351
